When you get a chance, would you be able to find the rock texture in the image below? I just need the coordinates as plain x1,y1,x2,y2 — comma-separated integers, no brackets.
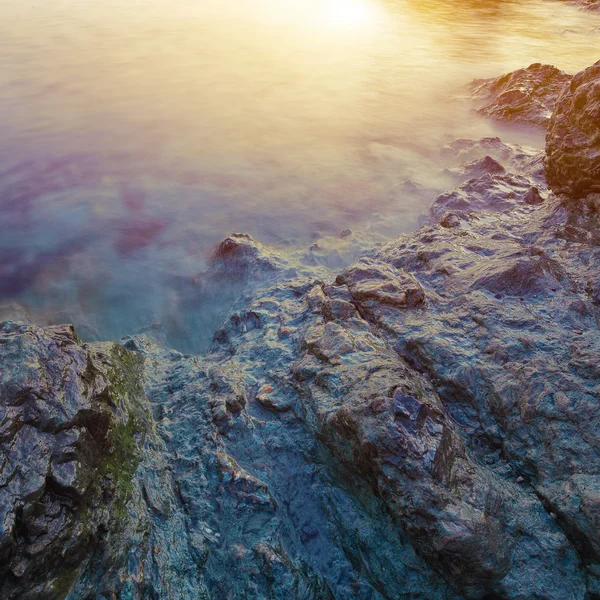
564,0,600,10
211,233,287,281
469,63,572,128
545,60,600,198
3,60,600,599
4,189,600,598
0,323,206,599
0,323,149,598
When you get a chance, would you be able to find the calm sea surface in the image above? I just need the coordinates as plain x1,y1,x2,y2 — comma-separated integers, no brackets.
0,0,599,346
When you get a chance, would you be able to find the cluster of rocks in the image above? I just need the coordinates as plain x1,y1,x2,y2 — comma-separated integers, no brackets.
469,57,600,200
1,59,599,599
468,63,572,128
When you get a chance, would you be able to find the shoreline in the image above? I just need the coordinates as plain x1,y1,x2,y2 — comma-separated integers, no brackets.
1,58,599,599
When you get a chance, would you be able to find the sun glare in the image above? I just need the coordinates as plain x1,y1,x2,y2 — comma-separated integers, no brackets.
318,0,379,29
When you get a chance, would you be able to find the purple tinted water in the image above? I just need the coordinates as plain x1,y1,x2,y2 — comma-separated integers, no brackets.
0,0,598,348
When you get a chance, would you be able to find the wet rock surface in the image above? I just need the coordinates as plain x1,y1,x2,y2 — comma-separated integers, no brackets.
0,324,147,598
469,63,572,128
211,232,287,281
545,60,600,198
3,60,600,599
0,324,207,599
431,172,539,220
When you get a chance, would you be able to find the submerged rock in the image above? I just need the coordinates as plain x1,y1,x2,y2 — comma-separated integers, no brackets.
545,60,600,199
441,138,546,183
469,63,572,128
442,137,522,164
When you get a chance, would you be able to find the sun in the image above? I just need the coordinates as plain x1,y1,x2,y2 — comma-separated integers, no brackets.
319,0,379,29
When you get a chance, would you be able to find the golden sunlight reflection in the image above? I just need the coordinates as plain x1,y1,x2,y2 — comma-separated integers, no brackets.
1,0,600,346
317,0,381,30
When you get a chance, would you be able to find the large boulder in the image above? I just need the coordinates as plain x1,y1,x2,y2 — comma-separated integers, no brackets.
545,60,600,199
292,288,585,600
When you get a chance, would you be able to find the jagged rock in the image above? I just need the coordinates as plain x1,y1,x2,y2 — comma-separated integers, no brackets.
254,383,292,413
111,279,466,600
0,323,207,599
469,63,572,128
5,194,598,598
249,543,334,600
430,173,534,221
444,155,506,181
545,60,600,198
216,452,278,511
6,63,600,600
292,303,585,600
210,233,285,280
373,193,600,594
337,259,426,311
438,211,465,229
523,186,545,205
163,158,597,597
0,323,148,599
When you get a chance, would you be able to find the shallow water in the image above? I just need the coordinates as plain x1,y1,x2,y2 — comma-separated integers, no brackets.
0,0,599,347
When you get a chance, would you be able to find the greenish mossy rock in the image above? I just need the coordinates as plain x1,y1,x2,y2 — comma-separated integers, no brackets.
0,323,149,599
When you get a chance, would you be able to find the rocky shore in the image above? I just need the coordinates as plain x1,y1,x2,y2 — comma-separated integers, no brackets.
1,60,599,599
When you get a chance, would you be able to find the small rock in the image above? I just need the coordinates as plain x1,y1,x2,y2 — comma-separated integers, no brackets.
523,187,544,205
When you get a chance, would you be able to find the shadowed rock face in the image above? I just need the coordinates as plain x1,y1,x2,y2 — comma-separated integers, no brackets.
0,324,149,599
545,60,600,199
0,324,209,600
469,63,572,128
